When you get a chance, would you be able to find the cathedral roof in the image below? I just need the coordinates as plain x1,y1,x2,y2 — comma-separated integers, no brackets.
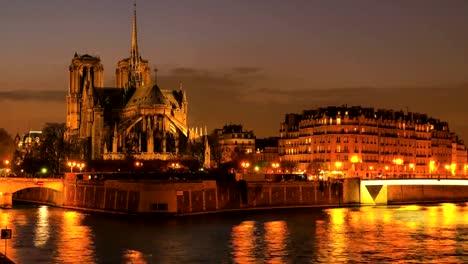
94,88,125,108
125,84,167,108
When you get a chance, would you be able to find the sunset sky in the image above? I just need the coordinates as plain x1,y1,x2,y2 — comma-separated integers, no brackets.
1,0,467,141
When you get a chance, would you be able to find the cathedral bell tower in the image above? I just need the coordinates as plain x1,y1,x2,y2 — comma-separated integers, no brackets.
66,53,104,139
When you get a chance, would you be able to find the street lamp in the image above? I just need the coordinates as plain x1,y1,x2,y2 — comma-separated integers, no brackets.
76,163,85,172
450,163,456,176
393,158,404,178
241,161,250,174
444,164,450,178
170,162,179,169
350,155,359,177
409,163,415,178
67,161,85,173
2,160,10,177
429,160,436,178
271,162,280,173
135,161,144,168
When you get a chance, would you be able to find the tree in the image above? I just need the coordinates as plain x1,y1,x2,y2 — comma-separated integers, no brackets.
187,139,204,169
280,160,298,173
207,133,223,167
0,128,15,161
40,123,71,175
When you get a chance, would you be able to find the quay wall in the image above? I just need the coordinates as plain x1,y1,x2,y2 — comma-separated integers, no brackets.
13,177,468,215
13,178,359,215
387,185,468,204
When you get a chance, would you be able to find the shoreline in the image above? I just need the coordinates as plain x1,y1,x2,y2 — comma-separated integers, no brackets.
12,199,468,218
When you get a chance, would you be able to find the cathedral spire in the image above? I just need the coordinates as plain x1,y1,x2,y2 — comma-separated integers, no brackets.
131,0,139,65
129,0,142,88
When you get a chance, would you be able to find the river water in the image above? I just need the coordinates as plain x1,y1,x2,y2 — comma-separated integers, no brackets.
1,203,467,263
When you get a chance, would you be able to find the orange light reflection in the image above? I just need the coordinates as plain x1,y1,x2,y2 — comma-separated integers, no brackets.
264,221,289,264
231,221,257,263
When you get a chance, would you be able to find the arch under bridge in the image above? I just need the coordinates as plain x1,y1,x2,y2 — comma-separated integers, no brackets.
0,178,64,208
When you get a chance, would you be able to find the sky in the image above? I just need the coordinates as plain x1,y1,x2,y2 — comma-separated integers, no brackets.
1,0,467,141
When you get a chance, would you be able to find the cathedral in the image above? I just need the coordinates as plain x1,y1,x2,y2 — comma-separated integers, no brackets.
65,2,192,161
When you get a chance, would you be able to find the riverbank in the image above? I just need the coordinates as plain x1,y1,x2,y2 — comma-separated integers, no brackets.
0,253,14,264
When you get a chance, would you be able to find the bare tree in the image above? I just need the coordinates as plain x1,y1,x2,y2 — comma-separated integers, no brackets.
0,128,15,161
40,123,71,175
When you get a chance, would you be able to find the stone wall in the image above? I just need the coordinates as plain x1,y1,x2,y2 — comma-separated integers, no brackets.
388,185,468,204
246,180,345,208
12,178,351,215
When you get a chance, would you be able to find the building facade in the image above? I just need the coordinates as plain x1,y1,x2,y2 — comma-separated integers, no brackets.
215,125,256,163
65,3,189,160
279,106,468,179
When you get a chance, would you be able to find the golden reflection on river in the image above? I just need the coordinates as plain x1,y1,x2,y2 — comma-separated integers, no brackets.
56,211,95,263
231,220,257,263
319,204,468,263
264,221,289,264
33,205,49,247
0,210,16,261
122,249,147,264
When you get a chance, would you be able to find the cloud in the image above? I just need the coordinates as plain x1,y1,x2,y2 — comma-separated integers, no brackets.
232,67,262,75
0,67,467,142
0,90,66,102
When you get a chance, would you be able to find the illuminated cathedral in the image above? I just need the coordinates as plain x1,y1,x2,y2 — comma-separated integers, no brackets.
65,2,192,160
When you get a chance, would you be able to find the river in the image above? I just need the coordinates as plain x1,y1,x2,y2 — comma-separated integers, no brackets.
1,203,467,263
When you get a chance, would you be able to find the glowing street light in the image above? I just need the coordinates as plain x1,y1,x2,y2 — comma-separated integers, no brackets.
76,163,85,172
335,161,342,170
450,163,456,176
271,162,280,173
241,161,250,174
135,161,144,168
350,155,359,163
170,162,180,169
67,161,85,173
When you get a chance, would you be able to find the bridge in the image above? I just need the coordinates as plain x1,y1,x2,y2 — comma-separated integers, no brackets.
360,178,468,205
0,178,64,208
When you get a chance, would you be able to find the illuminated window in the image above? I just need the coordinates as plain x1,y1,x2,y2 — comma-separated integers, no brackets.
337,118,341,125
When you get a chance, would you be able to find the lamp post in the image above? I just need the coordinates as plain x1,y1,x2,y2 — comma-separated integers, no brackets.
271,162,280,174
76,163,85,172
241,161,250,174
67,161,76,172
393,158,403,178
350,155,359,178
444,164,450,178
429,160,436,179
67,161,85,173
3,160,10,177
409,163,415,178
170,162,179,170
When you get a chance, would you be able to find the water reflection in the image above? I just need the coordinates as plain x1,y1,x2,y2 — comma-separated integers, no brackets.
1,203,467,263
231,220,257,263
56,211,95,263
264,221,289,264
319,204,468,263
122,249,147,264
33,205,49,247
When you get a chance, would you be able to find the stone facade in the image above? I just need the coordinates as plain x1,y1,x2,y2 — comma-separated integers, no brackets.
65,3,189,160
279,106,468,179
215,124,256,163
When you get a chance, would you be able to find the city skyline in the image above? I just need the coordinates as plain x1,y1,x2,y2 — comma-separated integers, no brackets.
1,0,468,141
